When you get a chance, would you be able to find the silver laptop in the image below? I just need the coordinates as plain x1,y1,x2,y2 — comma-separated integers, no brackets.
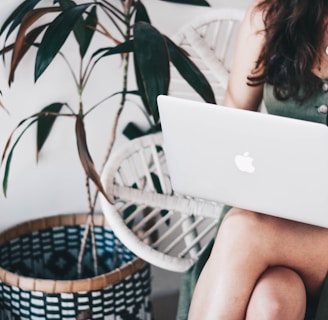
157,94,328,228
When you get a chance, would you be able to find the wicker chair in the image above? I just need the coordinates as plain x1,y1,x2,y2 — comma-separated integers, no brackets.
100,8,245,273
169,7,244,103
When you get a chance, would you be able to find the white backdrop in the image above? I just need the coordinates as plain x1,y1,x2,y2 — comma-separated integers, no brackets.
0,0,251,231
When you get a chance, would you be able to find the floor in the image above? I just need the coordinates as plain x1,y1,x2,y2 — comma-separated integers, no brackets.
150,266,182,319
152,291,180,320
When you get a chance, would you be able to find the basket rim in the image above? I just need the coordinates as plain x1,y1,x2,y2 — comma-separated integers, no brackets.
0,213,146,293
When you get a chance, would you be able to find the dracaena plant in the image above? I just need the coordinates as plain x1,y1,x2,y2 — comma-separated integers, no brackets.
0,0,214,275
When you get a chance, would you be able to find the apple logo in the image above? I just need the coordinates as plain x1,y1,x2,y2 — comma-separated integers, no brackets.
234,152,255,173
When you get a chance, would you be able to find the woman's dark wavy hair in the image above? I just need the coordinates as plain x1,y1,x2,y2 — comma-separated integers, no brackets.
249,0,328,101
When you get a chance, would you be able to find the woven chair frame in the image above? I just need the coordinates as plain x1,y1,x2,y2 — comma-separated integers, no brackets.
100,133,225,273
100,8,245,273
170,8,245,104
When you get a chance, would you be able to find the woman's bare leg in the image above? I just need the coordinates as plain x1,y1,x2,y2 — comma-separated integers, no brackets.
246,267,306,320
188,208,328,320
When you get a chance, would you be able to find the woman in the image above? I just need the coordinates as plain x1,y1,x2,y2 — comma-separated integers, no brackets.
181,0,328,319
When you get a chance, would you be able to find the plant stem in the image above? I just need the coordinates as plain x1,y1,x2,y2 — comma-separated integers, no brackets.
97,2,126,37
78,214,99,277
76,50,100,276
77,0,134,278
59,52,79,89
91,2,132,210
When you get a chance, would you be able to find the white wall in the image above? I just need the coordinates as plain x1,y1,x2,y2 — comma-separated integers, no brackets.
0,0,252,300
0,0,251,231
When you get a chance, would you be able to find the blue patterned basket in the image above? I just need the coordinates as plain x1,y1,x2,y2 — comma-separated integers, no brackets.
0,213,152,319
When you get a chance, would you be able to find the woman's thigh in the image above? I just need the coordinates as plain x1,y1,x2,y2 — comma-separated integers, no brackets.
188,209,328,320
260,215,328,296
221,209,328,297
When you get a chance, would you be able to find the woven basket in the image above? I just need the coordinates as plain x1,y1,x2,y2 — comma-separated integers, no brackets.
0,213,152,320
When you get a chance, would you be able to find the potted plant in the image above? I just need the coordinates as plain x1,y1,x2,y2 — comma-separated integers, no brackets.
0,0,215,318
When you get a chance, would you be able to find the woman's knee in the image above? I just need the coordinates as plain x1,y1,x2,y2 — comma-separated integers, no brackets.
216,208,283,256
215,208,266,249
206,208,273,271
246,267,306,320
220,208,263,235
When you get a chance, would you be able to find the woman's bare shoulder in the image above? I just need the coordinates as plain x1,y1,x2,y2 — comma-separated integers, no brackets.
246,0,266,36
223,0,266,110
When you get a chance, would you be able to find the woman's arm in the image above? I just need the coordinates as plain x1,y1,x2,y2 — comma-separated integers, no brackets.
223,0,265,111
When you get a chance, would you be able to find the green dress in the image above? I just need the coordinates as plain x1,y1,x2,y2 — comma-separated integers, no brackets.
176,82,328,320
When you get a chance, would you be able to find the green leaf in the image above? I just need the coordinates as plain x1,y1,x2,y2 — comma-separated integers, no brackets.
2,116,38,164
0,91,8,114
3,6,62,84
37,102,65,157
2,119,38,196
135,2,151,24
92,40,134,62
0,0,42,39
134,52,151,115
34,3,92,81
159,0,210,6
7,24,49,85
57,0,85,56
57,0,97,58
79,5,97,58
56,0,75,8
134,22,170,123
166,36,216,103
122,122,145,140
